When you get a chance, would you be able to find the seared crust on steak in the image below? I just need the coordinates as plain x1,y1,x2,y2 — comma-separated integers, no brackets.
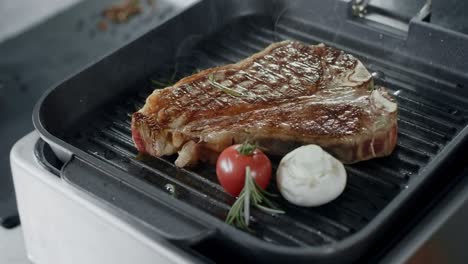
132,40,398,167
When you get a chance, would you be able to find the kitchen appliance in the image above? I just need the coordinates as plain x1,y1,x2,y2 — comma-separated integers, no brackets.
11,0,468,263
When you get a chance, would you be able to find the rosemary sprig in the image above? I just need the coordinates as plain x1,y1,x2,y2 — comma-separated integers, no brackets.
151,68,201,88
208,73,245,97
368,80,375,91
225,166,285,229
151,79,174,87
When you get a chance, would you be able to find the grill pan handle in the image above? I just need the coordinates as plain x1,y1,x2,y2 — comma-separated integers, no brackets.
60,156,217,246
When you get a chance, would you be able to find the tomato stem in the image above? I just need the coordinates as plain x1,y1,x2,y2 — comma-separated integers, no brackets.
238,142,257,156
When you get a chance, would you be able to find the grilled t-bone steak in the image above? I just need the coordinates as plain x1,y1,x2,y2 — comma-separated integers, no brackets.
132,40,398,167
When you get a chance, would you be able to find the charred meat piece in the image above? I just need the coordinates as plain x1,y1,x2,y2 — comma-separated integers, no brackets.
132,41,398,167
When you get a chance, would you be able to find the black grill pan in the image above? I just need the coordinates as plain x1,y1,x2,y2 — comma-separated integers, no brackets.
33,0,468,262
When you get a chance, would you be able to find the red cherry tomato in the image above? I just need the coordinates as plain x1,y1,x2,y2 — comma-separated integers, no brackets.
216,144,272,197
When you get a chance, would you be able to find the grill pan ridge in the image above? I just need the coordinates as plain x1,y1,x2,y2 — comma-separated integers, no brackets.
33,0,468,262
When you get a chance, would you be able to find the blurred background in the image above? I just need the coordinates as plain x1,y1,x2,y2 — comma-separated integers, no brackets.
0,0,81,42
